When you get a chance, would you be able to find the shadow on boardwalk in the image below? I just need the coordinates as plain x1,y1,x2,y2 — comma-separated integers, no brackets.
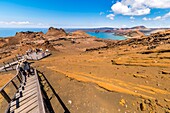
38,71,70,113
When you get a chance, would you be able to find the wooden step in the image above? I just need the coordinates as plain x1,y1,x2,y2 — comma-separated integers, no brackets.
28,107,38,113
10,94,37,112
23,80,37,88
18,83,37,93
14,97,38,113
16,86,37,98
27,76,36,81
14,89,37,103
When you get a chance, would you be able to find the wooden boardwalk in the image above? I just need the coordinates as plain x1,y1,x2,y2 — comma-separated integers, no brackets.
0,59,24,72
5,69,46,113
0,52,52,112
25,52,51,60
0,68,70,113
0,52,51,72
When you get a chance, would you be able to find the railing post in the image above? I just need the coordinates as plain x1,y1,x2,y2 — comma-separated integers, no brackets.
30,56,33,60
12,58,15,62
8,62,14,70
17,74,22,83
16,55,18,61
11,80,18,90
0,89,11,103
3,62,7,72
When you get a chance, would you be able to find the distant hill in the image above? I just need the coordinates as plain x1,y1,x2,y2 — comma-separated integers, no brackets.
131,26,147,29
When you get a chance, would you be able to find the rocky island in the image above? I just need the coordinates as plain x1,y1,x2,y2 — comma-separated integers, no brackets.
0,27,170,113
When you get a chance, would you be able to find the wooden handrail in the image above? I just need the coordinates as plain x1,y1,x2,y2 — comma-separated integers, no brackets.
35,69,46,113
0,57,24,72
0,72,20,92
0,72,22,103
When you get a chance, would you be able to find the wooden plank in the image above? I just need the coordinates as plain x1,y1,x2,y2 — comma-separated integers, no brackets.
19,83,36,91
14,98,38,113
20,103,38,113
24,80,37,87
27,76,36,81
14,89,37,102
10,94,37,112
28,107,38,113
16,87,37,98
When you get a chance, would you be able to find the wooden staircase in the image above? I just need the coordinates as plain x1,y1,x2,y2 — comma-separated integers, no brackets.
0,69,46,113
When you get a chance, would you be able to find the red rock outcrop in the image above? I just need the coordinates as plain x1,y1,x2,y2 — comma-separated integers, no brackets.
0,39,7,48
131,26,146,30
71,30,90,38
45,27,67,37
114,30,145,38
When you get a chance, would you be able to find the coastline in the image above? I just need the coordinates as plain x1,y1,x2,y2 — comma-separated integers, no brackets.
0,28,126,40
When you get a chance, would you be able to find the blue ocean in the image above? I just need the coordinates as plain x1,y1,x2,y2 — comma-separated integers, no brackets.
0,28,125,40
0,28,48,37
86,32,126,40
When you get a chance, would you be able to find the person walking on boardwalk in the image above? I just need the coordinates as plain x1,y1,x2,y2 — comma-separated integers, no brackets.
19,60,27,85
23,59,31,77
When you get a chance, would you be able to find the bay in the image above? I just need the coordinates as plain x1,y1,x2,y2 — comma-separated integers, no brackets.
86,32,126,40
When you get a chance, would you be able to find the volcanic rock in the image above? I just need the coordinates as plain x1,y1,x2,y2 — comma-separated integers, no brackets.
45,27,67,37
114,30,145,38
131,26,146,30
0,38,7,48
71,30,90,38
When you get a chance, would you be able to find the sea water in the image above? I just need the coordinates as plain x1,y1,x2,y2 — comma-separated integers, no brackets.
86,32,126,40
0,28,126,40
0,28,48,37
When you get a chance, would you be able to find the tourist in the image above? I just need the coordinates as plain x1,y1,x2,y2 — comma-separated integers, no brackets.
40,48,43,52
23,59,31,77
19,61,27,85
45,49,49,53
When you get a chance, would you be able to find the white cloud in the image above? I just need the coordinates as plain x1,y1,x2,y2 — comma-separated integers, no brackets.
111,1,150,16
122,24,127,28
143,12,170,21
0,21,31,25
130,16,135,20
111,0,170,16
153,16,162,20
106,14,115,20
37,23,44,26
144,0,170,8
111,2,131,15
162,12,170,19
143,17,151,21
99,12,105,15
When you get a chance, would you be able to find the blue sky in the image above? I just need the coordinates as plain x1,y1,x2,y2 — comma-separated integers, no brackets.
0,0,170,28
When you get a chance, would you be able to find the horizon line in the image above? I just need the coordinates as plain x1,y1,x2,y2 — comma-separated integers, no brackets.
0,26,170,29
